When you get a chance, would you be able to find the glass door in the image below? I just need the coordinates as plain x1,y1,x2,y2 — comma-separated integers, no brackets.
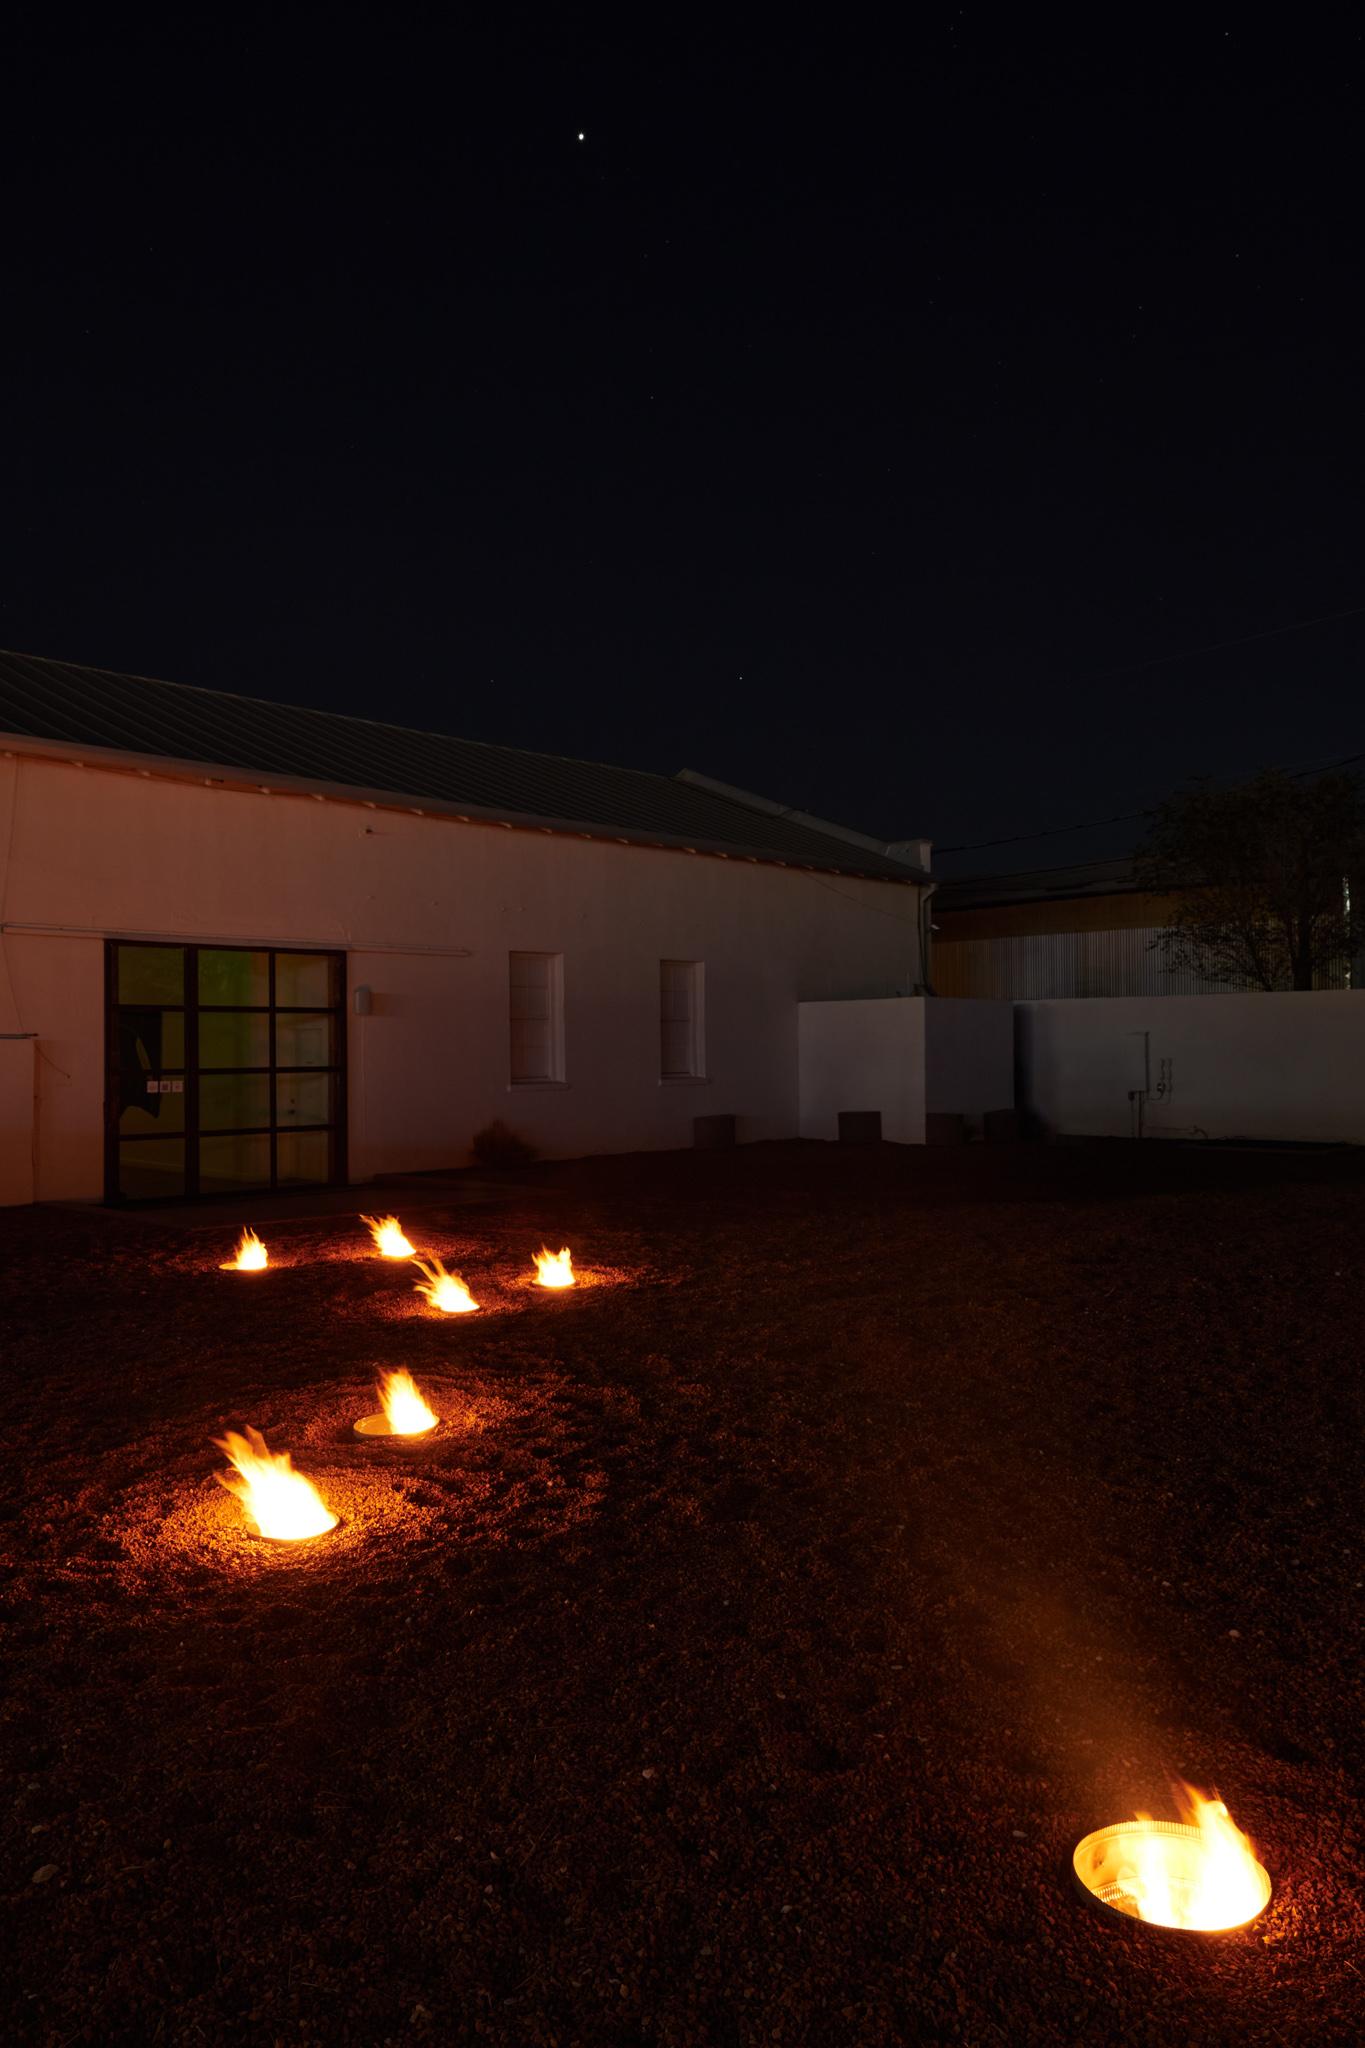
107,941,346,1201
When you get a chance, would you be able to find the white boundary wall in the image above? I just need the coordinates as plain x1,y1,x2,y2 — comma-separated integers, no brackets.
923,997,1014,1116
796,996,1014,1141
797,998,926,1143
1018,992,1365,1143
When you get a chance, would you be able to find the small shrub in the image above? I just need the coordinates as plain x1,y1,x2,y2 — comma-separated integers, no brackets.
471,1118,537,1170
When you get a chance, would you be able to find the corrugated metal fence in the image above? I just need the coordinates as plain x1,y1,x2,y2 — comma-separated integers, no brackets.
934,927,1235,999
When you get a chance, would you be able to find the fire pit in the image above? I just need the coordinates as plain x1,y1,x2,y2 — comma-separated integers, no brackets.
1072,1785,1271,1934
219,1227,268,1272
213,1426,339,1542
362,1213,417,1259
354,1368,439,1441
412,1256,479,1313
532,1245,574,1289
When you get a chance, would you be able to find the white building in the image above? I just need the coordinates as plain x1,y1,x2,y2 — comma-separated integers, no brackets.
0,649,934,1205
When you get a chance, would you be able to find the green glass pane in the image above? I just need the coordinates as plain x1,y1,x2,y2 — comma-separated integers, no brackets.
198,950,269,1005
199,1012,270,1069
198,1133,271,1193
199,1073,272,1132
275,1013,334,1067
119,1139,185,1200
117,1008,185,1100
119,1080,186,1137
275,1073,334,1127
276,952,335,1006
117,946,184,1005
277,1130,330,1185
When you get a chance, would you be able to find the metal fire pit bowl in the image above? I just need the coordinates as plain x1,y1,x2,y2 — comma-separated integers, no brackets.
353,1412,440,1446
247,1515,345,1547
1071,1820,1272,1936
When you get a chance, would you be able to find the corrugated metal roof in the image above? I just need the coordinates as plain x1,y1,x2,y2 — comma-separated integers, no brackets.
0,649,925,883
935,857,1143,911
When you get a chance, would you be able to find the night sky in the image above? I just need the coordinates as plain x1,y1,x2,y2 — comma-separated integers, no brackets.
4,16,1362,875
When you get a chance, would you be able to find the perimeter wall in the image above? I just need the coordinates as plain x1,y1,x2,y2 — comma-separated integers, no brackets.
1017,992,1365,1144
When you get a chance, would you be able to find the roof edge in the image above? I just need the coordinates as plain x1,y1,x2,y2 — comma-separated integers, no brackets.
675,770,932,879
0,731,921,886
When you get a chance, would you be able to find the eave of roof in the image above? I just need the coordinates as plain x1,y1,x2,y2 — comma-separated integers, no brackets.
0,648,929,885
934,858,1145,912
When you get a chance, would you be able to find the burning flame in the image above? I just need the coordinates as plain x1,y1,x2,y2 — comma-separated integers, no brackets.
412,1256,479,1314
1117,1784,1267,1931
220,1227,267,1272
363,1213,416,1259
213,1426,337,1541
532,1245,574,1288
377,1368,439,1435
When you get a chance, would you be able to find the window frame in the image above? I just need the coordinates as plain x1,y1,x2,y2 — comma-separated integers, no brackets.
508,950,566,1086
659,958,706,1081
104,939,347,1202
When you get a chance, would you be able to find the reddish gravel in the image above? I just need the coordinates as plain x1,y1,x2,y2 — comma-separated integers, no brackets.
1,1141,1363,2046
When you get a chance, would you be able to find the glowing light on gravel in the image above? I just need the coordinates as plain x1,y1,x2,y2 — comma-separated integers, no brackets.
362,1213,416,1259
380,1368,438,1434
355,1368,439,1438
532,1245,574,1288
220,1227,268,1272
412,1256,479,1313
1073,1783,1270,1932
213,1427,337,1541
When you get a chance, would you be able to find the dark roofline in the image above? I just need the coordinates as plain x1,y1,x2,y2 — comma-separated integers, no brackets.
934,857,1148,912
0,729,925,886
0,647,930,886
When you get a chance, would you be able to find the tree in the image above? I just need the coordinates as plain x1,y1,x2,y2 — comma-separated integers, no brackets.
1134,769,1365,992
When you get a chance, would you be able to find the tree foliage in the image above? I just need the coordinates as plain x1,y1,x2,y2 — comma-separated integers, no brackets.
1134,769,1365,991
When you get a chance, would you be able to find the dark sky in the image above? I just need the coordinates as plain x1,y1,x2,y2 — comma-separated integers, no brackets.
4,14,1362,875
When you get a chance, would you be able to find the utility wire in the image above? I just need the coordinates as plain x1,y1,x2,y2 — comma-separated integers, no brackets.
1084,599,1365,682
937,746,1365,856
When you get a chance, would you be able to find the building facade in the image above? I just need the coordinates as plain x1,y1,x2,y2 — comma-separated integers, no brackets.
931,859,1224,1000
0,651,931,1205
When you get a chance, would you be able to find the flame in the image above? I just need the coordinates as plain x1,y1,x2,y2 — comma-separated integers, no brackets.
412,1256,479,1314
363,1213,416,1259
220,1227,268,1272
532,1245,574,1288
213,1426,337,1541
378,1368,439,1435
1117,1784,1268,1931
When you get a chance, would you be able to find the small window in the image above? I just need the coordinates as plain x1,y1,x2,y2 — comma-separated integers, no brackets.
660,959,704,1079
509,952,565,1083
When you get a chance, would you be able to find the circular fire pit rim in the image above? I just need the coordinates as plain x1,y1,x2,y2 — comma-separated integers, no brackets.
352,1410,440,1442
1070,1819,1272,1938
244,1511,348,1547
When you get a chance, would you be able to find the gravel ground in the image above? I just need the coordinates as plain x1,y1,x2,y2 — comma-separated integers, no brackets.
1,1140,1362,2046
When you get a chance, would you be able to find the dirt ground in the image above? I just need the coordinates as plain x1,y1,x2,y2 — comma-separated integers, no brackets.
2,1140,1362,2047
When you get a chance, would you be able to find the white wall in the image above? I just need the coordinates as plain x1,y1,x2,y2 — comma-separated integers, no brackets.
0,754,925,1200
1019,993,1365,1143
797,998,926,1144
922,998,1014,1115
0,1036,36,1205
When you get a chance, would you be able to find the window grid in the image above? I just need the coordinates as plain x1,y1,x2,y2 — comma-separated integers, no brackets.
509,951,564,1083
660,959,704,1079
107,941,345,1201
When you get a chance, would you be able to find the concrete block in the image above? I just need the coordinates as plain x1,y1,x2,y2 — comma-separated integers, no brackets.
837,1110,882,1145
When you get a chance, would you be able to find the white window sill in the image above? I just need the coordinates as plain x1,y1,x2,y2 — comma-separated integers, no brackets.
659,1075,711,1086
507,1079,570,1091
